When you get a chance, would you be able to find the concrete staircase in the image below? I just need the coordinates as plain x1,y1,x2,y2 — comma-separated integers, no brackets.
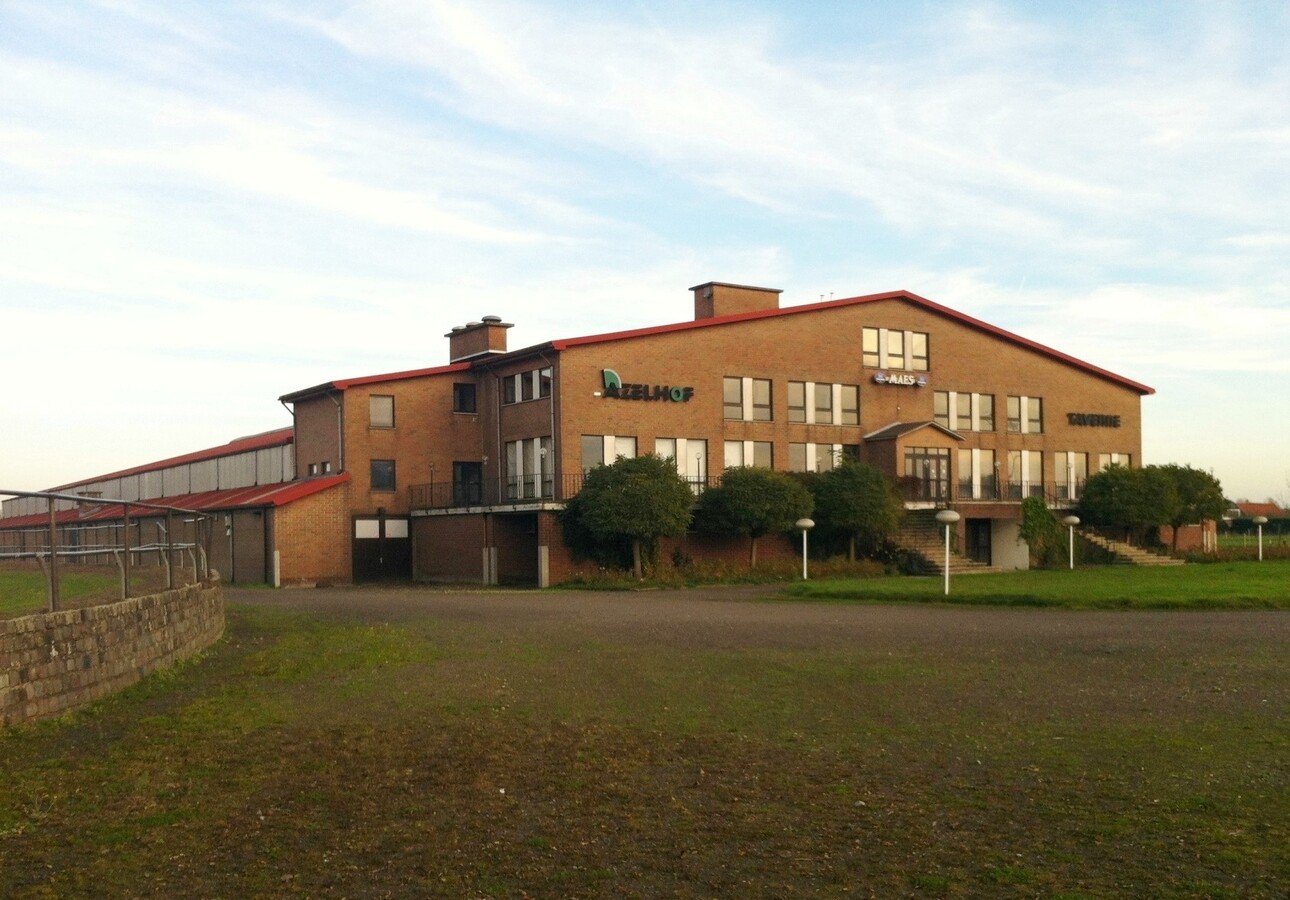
897,511,1000,575
1077,530,1185,566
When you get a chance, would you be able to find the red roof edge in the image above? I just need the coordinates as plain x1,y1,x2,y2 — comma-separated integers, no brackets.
547,290,1154,396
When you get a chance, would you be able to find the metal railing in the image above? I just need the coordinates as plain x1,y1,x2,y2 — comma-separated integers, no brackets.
0,489,213,612
409,472,1088,513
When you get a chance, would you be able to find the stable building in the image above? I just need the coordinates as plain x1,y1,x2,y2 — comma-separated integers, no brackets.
2,281,1153,586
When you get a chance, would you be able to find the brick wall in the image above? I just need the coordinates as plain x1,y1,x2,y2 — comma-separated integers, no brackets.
275,481,352,585
1,583,224,728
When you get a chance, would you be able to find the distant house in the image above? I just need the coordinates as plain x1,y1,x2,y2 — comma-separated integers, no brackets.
1234,501,1286,520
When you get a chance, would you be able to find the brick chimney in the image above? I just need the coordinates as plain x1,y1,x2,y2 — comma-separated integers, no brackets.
691,282,782,320
446,315,512,363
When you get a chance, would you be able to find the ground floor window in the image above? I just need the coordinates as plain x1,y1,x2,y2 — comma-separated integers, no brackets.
957,448,998,499
370,459,396,492
724,440,772,469
1007,450,1044,499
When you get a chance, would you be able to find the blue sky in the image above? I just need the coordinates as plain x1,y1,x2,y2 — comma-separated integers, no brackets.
2,0,1287,503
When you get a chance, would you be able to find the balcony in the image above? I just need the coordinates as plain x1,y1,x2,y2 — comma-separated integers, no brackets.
409,474,713,511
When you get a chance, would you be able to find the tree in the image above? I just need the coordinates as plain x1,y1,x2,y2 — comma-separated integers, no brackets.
561,454,695,579
1154,464,1227,552
809,460,903,560
1078,464,1180,545
698,467,813,568
1018,495,1063,567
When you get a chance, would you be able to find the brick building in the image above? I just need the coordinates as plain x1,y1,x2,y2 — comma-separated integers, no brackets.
2,281,1153,585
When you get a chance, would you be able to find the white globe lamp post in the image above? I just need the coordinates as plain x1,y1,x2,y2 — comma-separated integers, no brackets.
796,518,815,580
1061,515,1080,570
1253,516,1268,561
935,509,961,596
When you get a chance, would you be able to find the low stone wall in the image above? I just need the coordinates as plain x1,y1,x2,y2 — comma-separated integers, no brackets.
1,583,224,728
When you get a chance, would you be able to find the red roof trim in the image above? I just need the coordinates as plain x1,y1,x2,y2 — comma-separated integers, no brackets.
281,362,472,401
47,427,295,492
547,290,1155,395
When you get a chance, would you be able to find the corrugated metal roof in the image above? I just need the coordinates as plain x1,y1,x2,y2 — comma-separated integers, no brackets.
0,474,349,529
47,427,295,492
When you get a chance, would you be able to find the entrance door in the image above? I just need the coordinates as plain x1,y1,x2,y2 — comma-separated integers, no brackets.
965,518,992,565
353,517,412,582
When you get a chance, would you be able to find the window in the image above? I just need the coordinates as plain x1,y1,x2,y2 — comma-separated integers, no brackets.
863,327,930,370
978,394,995,432
538,367,552,398
1027,397,1043,434
1098,453,1131,470
723,441,772,469
503,376,517,405
581,435,635,473
307,463,318,476
813,383,833,424
724,376,771,420
581,435,604,472
959,448,998,500
505,437,554,500
656,437,707,489
452,383,477,413
909,332,929,371
1054,452,1088,501
840,385,859,424
788,382,806,423
1007,450,1044,499
814,443,837,472
862,328,880,367
369,395,394,428
1008,396,1044,434
934,391,950,428
903,447,950,501
370,459,396,492
452,461,482,505
789,443,807,472
321,461,332,474
751,379,772,421
723,377,742,420
885,330,904,368
521,371,535,401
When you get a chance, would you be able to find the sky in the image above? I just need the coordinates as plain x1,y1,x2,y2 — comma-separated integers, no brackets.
1,0,1288,504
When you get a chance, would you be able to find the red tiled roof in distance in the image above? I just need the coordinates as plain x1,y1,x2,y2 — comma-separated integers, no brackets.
536,290,1155,396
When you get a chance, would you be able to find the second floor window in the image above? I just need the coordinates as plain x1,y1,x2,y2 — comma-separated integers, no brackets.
369,395,394,428
453,383,477,413
1007,396,1044,434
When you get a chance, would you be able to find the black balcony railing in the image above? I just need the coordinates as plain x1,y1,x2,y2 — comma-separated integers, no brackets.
410,473,1086,512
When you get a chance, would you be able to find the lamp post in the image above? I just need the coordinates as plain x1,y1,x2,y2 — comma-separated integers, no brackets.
1061,515,1080,570
1253,516,1268,561
796,518,815,580
935,509,960,596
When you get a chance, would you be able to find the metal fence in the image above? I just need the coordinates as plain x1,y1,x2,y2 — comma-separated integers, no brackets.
0,489,214,612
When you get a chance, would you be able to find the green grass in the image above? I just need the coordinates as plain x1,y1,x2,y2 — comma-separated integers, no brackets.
0,569,126,618
784,559,1290,608
2,598,1287,897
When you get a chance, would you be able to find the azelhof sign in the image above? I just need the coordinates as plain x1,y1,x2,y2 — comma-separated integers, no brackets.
601,369,695,403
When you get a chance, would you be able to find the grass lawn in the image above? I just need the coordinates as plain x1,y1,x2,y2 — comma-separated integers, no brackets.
1,589,1287,897
785,559,1290,609
0,566,185,619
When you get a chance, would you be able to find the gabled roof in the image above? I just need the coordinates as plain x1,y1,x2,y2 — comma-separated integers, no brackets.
528,290,1154,396
0,474,350,529
279,362,472,403
1235,501,1284,519
864,421,965,442
47,427,295,492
